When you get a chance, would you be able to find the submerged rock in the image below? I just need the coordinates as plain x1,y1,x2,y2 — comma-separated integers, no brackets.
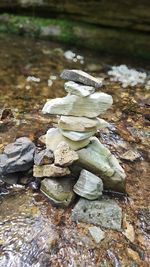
46,128,90,151
54,141,79,167
0,137,35,175
42,93,113,118
60,129,96,141
71,197,122,230
34,148,54,165
77,137,126,192
64,81,95,97
60,69,102,88
41,177,75,207
73,169,103,200
88,226,105,243
58,116,106,132
33,164,70,178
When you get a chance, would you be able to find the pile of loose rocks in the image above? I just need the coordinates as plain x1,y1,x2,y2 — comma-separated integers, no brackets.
0,69,126,230
33,69,126,220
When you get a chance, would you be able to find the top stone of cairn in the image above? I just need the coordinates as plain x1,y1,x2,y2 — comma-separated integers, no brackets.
60,69,102,88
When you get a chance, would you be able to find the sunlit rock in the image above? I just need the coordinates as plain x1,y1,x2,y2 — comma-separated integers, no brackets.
71,197,122,230
46,128,90,151
41,177,75,207
54,141,79,167
58,116,107,132
60,69,102,88
77,137,126,192
42,93,112,118
73,169,103,200
64,81,95,97
33,164,70,178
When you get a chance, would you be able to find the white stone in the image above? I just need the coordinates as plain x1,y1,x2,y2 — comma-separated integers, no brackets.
46,128,90,151
60,129,96,141
58,116,107,132
42,93,113,118
64,81,95,97
54,141,79,167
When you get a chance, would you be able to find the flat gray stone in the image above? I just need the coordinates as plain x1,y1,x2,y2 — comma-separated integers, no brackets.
0,137,35,175
40,177,75,207
58,116,107,132
60,129,96,141
34,148,54,165
54,141,79,167
46,128,90,151
71,197,122,230
33,164,70,178
60,69,102,88
88,226,105,243
73,169,103,200
77,137,126,192
42,92,113,118
64,81,95,97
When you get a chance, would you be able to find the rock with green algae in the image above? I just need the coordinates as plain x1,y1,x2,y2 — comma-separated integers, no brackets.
40,177,76,207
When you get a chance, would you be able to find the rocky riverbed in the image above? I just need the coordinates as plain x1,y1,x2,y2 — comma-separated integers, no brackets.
0,33,150,267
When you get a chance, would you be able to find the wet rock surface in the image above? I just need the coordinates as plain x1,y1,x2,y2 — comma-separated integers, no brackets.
0,137,35,175
40,176,75,207
72,197,122,230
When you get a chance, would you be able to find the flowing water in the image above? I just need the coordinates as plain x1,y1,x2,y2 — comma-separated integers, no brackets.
0,33,150,267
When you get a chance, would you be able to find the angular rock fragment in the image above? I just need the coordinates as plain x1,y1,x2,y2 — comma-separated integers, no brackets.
0,137,35,175
73,169,103,200
33,164,70,178
46,128,90,151
34,148,54,165
71,197,122,230
64,81,95,97
54,141,79,167
60,129,96,141
58,116,107,132
60,69,102,88
42,93,113,118
41,177,75,207
88,226,105,243
77,137,126,192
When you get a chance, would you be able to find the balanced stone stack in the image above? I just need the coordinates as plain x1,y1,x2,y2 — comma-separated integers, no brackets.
33,69,126,206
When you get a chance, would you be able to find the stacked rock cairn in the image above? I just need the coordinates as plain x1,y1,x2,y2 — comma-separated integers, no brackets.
33,69,126,207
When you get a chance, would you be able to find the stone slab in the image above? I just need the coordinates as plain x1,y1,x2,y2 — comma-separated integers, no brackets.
42,92,113,118
71,197,122,230
61,69,102,88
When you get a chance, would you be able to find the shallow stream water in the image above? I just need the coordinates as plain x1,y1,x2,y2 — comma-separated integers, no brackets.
0,33,150,267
